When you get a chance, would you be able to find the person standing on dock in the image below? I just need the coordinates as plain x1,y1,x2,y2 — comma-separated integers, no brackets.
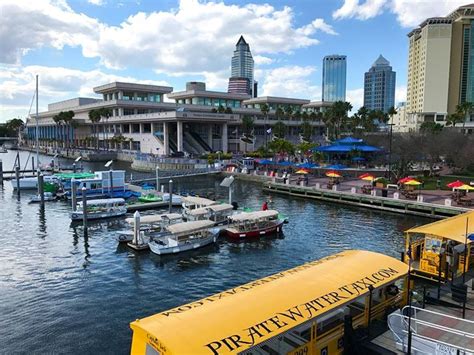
262,201,268,211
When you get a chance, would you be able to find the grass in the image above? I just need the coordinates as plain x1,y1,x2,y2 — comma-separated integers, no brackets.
414,175,474,191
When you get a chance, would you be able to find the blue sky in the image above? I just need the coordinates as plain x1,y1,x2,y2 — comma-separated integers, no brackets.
0,0,468,122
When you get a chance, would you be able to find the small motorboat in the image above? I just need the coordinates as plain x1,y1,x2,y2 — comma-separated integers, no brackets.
70,198,127,221
224,210,284,239
138,193,163,203
148,220,219,255
28,192,57,203
185,203,234,225
117,213,182,243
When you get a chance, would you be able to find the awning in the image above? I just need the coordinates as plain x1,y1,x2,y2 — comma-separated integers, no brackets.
130,250,408,354
229,210,279,222
406,210,474,244
126,213,182,225
166,220,215,235
182,196,216,206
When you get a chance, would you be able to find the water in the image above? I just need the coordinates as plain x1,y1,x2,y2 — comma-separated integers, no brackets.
0,151,432,354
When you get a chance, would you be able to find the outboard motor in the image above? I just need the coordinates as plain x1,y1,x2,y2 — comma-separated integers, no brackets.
231,201,239,210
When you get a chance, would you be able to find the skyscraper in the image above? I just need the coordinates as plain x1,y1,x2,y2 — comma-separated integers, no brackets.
363,55,396,113
228,36,255,97
322,55,347,102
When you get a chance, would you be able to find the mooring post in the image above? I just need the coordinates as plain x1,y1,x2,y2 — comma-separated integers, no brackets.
72,163,76,173
0,160,3,185
109,169,114,198
82,187,88,231
155,166,160,191
31,156,35,176
168,179,173,213
228,184,232,204
38,173,45,206
133,210,140,245
15,165,20,197
71,177,77,211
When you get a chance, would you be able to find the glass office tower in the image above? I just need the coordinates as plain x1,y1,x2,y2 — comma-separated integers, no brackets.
363,55,396,113
322,55,347,102
229,36,254,96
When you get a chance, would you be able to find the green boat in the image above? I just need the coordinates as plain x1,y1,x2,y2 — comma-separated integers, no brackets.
138,194,163,203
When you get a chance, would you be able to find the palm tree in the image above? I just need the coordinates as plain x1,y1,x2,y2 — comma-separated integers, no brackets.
456,101,474,133
272,120,286,139
284,105,293,120
70,119,80,148
217,105,226,113
387,106,397,124
53,113,63,149
224,107,233,114
446,113,464,127
300,117,312,143
61,110,75,149
241,115,254,153
96,108,112,150
260,103,269,150
275,107,284,121
292,110,302,121
88,109,101,150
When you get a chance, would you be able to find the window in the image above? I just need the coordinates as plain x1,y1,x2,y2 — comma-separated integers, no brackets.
124,109,135,116
143,123,151,133
132,124,140,133
122,124,130,133
123,92,134,100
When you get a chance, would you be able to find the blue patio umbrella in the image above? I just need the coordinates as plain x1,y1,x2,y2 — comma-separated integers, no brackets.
352,157,366,162
277,161,293,167
297,162,319,169
258,159,274,165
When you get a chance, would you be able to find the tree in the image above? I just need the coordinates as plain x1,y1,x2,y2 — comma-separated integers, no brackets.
53,113,64,148
70,119,80,148
217,105,226,113
88,109,101,150
300,117,312,142
275,106,284,121
309,111,317,122
241,115,254,153
97,108,112,150
456,101,474,133
260,103,270,149
387,106,397,124
323,101,353,139
211,108,217,113
268,138,294,155
224,107,233,114
420,121,443,134
284,105,293,120
446,113,464,127
272,120,286,139
61,110,75,149
5,118,24,137
292,110,302,121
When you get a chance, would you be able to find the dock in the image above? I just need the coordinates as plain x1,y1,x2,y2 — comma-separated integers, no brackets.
263,182,470,219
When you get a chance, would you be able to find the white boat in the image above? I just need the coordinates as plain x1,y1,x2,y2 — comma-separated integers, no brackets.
70,198,127,221
181,196,217,218
11,175,58,190
161,193,182,205
117,213,182,243
28,192,56,203
185,203,234,225
148,220,219,255
67,170,127,195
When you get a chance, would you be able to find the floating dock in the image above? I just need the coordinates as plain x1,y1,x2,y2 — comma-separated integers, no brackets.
263,182,470,219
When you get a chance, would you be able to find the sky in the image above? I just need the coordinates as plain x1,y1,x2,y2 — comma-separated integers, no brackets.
0,0,470,122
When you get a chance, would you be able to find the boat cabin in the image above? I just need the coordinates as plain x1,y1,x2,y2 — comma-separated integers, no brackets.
130,250,408,354
404,210,474,281
186,203,234,224
228,210,279,231
77,198,126,213
182,196,217,214
165,220,216,246
70,170,126,194
125,213,182,227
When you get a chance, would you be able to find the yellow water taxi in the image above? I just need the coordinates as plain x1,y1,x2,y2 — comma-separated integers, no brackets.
130,250,408,354
404,210,474,281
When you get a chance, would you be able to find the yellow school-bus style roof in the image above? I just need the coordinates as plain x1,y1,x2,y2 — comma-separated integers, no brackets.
130,250,408,355
406,210,474,244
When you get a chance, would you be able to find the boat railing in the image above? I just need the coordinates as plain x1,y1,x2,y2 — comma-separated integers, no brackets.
387,305,474,354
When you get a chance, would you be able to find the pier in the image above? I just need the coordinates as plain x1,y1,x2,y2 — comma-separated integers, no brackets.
263,181,470,219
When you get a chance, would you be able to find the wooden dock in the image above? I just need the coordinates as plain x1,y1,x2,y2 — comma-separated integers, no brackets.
263,182,470,219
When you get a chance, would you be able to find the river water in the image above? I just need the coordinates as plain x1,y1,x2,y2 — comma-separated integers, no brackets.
0,150,431,354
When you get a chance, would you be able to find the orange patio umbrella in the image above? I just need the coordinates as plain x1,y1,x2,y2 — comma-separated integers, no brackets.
295,169,309,174
326,171,341,178
447,180,465,188
398,177,414,184
358,173,375,181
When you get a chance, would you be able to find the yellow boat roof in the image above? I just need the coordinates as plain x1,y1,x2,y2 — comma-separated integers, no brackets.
407,210,474,244
130,250,408,354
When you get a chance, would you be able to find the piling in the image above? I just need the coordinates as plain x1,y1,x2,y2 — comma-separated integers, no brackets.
168,179,173,213
31,157,35,176
71,177,77,211
155,166,160,191
15,166,20,197
38,173,45,206
72,163,76,173
82,187,88,230
0,160,3,185
132,211,140,245
109,169,114,198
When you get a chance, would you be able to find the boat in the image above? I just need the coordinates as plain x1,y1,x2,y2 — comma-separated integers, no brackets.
225,209,284,239
11,174,59,190
181,196,216,218
117,213,182,243
185,203,234,225
161,193,182,205
0,146,7,153
70,198,127,221
148,220,219,255
28,192,56,203
138,193,162,203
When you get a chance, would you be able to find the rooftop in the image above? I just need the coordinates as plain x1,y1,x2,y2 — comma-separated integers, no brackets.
93,82,173,94
167,89,250,100
243,96,310,105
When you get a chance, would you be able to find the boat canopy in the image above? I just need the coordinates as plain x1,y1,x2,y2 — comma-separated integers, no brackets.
166,220,215,236
126,213,182,225
130,250,408,354
207,203,234,212
182,196,216,206
406,210,474,244
79,198,125,206
54,172,95,180
230,209,279,222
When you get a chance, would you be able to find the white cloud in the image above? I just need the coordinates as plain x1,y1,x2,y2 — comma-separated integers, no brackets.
395,85,407,106
346,88,364,111
87,0,106,5
0,65,169,121
254,55,274,65
333,0,467,28
298,18,338,36
259,65,321,100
